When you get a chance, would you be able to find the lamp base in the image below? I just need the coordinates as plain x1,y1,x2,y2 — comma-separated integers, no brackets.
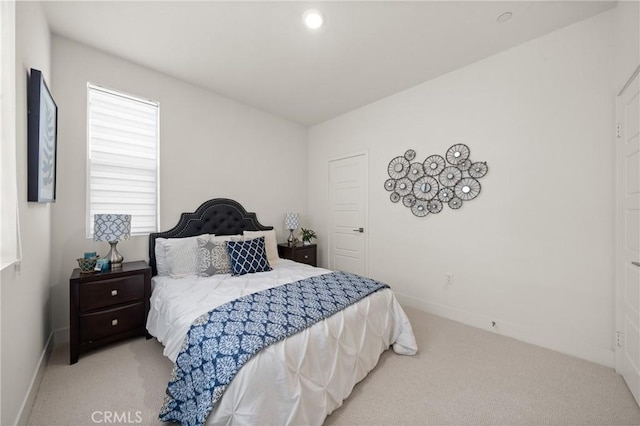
106,241,124,269
287,229,297,246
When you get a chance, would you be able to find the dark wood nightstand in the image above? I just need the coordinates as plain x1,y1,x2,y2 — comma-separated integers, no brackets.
69,260,151,364
278,243,317,267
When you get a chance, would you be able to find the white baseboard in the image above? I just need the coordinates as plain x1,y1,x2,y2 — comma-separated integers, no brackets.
395,292,615,368
15,332,54,426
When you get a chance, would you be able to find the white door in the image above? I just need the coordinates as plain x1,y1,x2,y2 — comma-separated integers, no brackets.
328,153,368,276
616,69,640,405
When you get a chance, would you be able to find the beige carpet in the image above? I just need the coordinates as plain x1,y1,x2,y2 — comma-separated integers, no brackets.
28,308,640,425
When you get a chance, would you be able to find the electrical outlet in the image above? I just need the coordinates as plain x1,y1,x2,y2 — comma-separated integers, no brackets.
445,273,454,285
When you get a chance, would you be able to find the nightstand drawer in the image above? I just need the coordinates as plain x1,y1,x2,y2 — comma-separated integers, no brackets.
79,302,145,342
278,243,317,267
294,249,316,265
79,275,144,312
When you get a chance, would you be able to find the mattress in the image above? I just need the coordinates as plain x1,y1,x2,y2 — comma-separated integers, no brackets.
147,259,417,425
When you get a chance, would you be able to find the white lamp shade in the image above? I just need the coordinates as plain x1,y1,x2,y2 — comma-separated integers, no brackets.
94,214,131,242
284,213,299,230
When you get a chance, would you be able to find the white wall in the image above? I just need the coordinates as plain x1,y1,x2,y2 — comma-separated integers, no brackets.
308,11,616,366
50,37,308,340
1,2,52,425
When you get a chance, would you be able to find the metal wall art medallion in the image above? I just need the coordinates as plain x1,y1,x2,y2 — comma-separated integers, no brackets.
385,145,488,217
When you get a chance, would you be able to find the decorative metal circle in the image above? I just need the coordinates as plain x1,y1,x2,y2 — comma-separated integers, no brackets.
395,178,413,197
388,156,410,179
448,197,463,209
423,155,446,176
404,149,417,161
469,162,488,179
390,192,401,203
427,199,443,214
458,158,472,171
437,187,453,202
413,176,438,200
446,144,470,165
384,178,396,192
411,201,429,217
402,194,416,207
439,166,462,187
454,177,481,201
407,163,424,181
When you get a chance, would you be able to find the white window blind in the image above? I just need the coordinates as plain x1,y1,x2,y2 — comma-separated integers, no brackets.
1,0,18,270
87,84,159,237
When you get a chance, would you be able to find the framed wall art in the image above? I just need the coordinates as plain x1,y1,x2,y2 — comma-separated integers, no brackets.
27,68,58,203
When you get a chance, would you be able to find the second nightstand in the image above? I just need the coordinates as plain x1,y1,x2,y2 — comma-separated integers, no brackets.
69,260,151,364
278,243,317,267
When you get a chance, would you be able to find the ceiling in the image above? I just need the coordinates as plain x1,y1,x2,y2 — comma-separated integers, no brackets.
42,1,615,126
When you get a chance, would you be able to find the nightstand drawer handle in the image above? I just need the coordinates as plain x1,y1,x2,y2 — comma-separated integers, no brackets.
111,319,118,326
304,255,309,259
111,290,118,296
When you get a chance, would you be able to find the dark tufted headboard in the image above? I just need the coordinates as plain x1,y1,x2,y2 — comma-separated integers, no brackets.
148,198,273,276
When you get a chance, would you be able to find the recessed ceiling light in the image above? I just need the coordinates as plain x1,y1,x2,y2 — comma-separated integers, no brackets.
303,9,325,29
497,12,513,23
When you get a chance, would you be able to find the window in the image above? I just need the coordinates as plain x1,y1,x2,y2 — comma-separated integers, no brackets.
1,1,18,269
87,84,159,237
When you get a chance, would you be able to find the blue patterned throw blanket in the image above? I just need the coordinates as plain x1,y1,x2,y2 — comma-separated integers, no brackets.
159,271,389,426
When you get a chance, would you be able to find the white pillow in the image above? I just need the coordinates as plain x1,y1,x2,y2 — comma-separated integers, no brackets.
154,237,170,276
159,235,210,278
243,230,279,264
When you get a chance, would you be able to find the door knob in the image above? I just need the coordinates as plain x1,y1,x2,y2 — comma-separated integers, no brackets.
633,261,640,268
352,227,364,233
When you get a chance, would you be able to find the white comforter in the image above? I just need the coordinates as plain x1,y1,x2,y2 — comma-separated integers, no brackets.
147,259,417,425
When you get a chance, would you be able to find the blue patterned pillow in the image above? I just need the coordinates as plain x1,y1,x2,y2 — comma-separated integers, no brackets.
226,236,272,276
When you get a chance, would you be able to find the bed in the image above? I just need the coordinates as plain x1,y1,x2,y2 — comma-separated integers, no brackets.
146,198,418,425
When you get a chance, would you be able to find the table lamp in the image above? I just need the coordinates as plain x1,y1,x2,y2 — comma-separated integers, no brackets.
284,212,299,246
